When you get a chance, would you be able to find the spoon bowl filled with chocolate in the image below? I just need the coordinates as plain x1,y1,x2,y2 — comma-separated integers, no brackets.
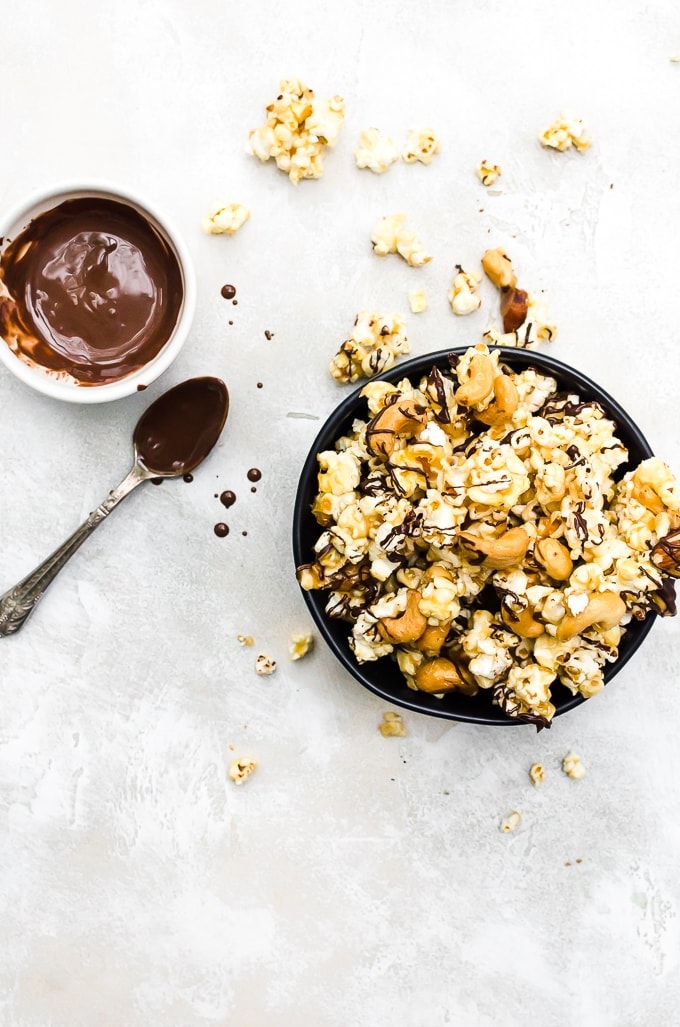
0,183,195,401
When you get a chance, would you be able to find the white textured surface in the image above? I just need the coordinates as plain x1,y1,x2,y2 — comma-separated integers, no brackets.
2,2,680,1025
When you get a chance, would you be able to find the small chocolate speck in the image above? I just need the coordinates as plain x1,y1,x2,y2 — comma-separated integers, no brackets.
228,320,233,326
264,330,274,341
137,384,147,391
214,522,230,537
250,486,257,493
256,382,263,389
151,478,163,486
221,284,236,300
232,299,238,306
247,468,262,482
220,490,236,508
242,530,248,536
183,473,194,483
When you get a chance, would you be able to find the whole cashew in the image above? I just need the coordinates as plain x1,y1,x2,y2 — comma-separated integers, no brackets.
476,374,519,427
413,620,451,657
481,248,517,290
458,525,530,570
556,591,627,641
366,398,427,459
500,604,544,638
534,538,573,581
415,656,478,695
455,353,495,407
377,589,427,644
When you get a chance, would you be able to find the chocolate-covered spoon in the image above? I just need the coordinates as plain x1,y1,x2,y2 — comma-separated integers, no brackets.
0,377,229,636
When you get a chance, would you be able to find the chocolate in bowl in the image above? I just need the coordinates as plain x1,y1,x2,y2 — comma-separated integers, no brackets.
0,184,195,403
292,347,660,726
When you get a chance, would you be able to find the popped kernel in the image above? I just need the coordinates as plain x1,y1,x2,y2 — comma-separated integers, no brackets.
201,201,250,235
409,289,428,314
379,710,407,736
237,634,254,646
289,632,314,660
529,762,545,786
477,160,502,186
402,128,441,165
229,757,257,785
371,213,432,267
354,128,400,173
539,114,592,153
329,311,409,384
246,78,345,183
255,654,277,676
562,751,586,779
448,266,482,316
500,811,521,833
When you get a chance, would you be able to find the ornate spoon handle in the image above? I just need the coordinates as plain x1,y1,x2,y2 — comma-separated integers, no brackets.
0,462,152,637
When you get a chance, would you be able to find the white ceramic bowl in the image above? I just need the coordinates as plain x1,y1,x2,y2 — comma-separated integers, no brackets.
0,181,196,403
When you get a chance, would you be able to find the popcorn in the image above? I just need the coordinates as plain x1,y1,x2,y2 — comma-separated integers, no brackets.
371,214,432,267
201,201,250,235
562,751,586,779
329,312,410,384
237,634,254,646
477,160,501,186
539,114,592,153
529,762,545,786
354,128,400,173
379,710,407,736
229,757,257,785
408,290,428,314
255,654,277,676
247,78,345,183
297,343,680,728
402,128,441,165
448,266,482,316
500,811,521,833
289,632,314,660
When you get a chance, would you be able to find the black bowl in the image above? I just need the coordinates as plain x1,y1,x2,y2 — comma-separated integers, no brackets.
292,347,657,726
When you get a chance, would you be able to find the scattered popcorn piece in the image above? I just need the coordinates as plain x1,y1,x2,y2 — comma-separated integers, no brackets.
201,201,250,236
477,160,502,186
562,751,586,779
448,266,482,316
500,811,521,833
237,634,254,646
329,311,410,384
371,214,432,267
408,289,428,314
255,654,277,676
539,114,592,153
671,54,680,62
229,757,257,785
354,128,400,174
289,631,314,660
529,762,545,786
246,78,345,183
379,711,407,737
402,128,441,165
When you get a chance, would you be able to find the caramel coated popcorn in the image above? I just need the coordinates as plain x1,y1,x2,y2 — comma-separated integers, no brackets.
354,128,400,174
201,201,250,235
297,343,680,727
539,114,592,153
247,78,345,183
329,312,410,384
371,214,432,267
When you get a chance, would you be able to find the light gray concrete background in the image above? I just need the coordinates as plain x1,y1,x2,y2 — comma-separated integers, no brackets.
2,2,680,1025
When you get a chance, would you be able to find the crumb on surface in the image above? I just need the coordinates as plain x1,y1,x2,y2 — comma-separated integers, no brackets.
379,710,407,737
237,634,254,646
408,289,428,314
500,810,521,833
229,757,257,784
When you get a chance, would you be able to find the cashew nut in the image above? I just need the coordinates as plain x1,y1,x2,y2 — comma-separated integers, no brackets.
501,604,544,638
556,591,627,641
500,286,529,333
458,525,530,570
414,656,478,695
476,374,519,427
377,590,427,644
366,398,427,459
534,538,573,581
481,247,517,290
455,353,495,407
413,621,451,657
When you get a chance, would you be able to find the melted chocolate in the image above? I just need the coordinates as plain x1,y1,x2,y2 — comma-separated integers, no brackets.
214,522,229,537
0,197,184,385
134,377,229,475
221,284,236,300
264,330,274,340
220,490,236,508
247,468,262,482
183,473,194,483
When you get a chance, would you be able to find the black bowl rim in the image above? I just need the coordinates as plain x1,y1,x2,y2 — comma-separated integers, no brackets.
292,346,657,726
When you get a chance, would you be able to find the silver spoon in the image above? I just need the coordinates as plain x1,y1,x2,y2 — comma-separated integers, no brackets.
0,376,229,636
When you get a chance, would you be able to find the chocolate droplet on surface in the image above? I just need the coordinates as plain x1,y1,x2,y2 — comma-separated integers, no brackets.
247,468,262,482
214,522,230,537
221,284,236,300
183,473,194,483
220,490,236,508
